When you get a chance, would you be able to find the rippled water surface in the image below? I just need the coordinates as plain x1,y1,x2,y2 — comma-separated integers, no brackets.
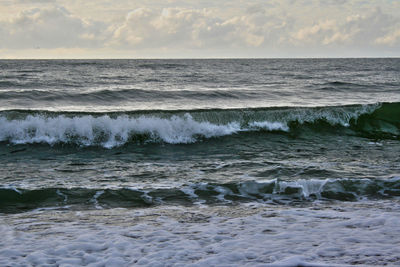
0,59,399,266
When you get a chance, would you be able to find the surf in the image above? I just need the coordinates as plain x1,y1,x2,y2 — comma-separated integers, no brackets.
0,102,398,148
1,177,400,213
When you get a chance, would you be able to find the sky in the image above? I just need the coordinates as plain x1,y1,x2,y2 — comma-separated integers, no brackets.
0,0,399,58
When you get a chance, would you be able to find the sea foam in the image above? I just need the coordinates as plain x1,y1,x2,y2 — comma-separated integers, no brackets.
0,102,390,147
1,201,399,266
0,114,241,148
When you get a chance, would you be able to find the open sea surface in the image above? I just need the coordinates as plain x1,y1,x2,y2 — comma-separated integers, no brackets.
0,59,399,266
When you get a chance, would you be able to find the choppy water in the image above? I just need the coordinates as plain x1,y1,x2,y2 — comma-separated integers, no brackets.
0,59,399,266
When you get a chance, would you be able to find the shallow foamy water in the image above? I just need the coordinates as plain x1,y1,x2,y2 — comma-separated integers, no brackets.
1,200,400,266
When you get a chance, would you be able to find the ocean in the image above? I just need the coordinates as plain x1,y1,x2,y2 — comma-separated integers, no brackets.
0,58,399,266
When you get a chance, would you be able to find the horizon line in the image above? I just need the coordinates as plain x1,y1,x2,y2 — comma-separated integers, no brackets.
1,56,399,60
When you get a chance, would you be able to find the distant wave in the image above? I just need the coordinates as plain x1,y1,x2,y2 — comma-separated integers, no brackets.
0,88,264,102
0,102,399,148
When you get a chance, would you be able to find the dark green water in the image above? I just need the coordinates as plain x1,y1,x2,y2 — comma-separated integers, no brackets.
0,59,399,213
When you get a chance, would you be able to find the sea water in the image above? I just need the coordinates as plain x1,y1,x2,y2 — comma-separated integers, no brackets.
0,59,399,266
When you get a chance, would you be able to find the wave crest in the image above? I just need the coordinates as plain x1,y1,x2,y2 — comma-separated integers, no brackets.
0,102,398,147
0,114,241,148
1,177,400,212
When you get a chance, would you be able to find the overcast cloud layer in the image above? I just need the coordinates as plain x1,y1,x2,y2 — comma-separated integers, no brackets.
0,0,399,58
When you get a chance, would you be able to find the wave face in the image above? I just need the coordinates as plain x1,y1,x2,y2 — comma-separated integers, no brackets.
0,102,398,147
0,113,241,147
1,177,399,213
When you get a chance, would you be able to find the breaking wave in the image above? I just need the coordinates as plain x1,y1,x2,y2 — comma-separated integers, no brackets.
1,177,399,213
0,102,398,147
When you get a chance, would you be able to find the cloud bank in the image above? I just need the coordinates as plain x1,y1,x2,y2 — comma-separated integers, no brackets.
0,1,399,58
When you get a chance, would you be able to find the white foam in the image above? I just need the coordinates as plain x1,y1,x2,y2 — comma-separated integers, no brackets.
56,189,68,203
1,200,399,266
237,180,275,199
181,183,207,204
249,121,289,131
0,103,380,147
283,103,380,127
274,179,329,198
0,114,241,147
1,186,22,194
90,190,104,209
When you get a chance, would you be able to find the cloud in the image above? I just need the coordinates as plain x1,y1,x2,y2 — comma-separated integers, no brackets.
110,7,291,51
375,29,400,46
0,6,106,49
343,8,398,47
111,8,204,48
16,0,56,3
0,2,399,57
109,5,400,56
291,20,344,45
290,8,400,49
